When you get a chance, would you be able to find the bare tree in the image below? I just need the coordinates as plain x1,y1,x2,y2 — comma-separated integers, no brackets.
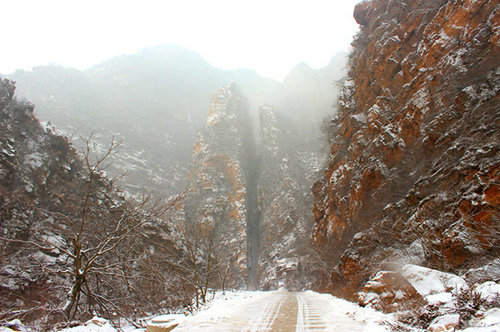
1,136,174,324
164,218,238,308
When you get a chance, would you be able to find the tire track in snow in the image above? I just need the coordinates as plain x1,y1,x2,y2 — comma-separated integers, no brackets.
266,292,298,331
296,292,305,331
173,290,391,331
246,292,284,331
296,292,329,331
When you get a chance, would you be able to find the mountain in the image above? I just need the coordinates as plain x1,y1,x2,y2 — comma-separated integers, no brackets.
0,78,185,324
312,0,499,300
276,52,347,139
2,44,348,325
10,45,346,197
4,1,500,328
176,83,255,288
166,82,327,291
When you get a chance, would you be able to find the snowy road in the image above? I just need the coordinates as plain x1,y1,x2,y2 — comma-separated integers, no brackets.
173,289,391,331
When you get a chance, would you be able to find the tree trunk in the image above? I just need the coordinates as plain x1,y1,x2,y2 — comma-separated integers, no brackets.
65,277,83,319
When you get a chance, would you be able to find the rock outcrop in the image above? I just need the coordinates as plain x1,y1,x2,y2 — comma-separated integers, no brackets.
0,78,84,298
9,46,281,196
357,270,424,312
313,0,500,298
179,83,256,287
9,46,346,198
174,84,326,290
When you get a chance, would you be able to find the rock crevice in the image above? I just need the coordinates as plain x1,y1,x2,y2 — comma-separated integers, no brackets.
177,83,324,289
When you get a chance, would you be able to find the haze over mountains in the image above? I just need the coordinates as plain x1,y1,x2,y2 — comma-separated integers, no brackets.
9,45,347,196
1,1,499,330
1,45,349,324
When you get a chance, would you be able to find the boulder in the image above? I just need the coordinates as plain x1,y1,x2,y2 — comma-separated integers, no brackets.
428,314,460,332
402,264,467,298
358,270,424,312
147,314,185,332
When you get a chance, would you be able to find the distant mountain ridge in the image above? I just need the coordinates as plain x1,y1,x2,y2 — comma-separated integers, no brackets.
9,45,346,196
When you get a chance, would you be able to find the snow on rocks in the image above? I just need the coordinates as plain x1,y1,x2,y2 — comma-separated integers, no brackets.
358,270,423,312
459,308,500,331
359,264,472,313
357,264,500,330
464,259,500,284
0,328,16,332
0,319,29,332
474,282,500,303
426,292,455,308
59,317,116,332
146,314,185,332
428,313,461,332
402,264,468,298
358,262,500,330
23,152,44,168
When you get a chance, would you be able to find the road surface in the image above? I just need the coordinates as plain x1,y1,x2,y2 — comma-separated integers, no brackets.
173,290,390,331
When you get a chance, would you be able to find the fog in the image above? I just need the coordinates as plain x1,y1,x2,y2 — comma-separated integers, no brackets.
10,45,347,195
3,2,358,193
3,0,354,300
1,0,358,80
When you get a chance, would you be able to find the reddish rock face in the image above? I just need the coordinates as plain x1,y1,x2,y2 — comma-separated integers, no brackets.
313,0,500,297
171,85,327,291
181,83,252,287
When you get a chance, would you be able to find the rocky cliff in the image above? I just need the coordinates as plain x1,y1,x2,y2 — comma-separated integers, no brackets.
313,0,500,298
9,46,346,198
172,83,326,290
176,82,255,288
9,46,280,196
0,78,182,325
0,78,84,294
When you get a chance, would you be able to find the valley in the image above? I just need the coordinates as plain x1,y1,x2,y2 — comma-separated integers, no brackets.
1,0,499,331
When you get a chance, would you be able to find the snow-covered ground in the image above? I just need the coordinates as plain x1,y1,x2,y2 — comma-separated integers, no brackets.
146,289,393,331
3,286,498,331
173,289,393,331
10,290,390,332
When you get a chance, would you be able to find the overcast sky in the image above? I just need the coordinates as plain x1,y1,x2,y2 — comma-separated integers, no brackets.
1,0,360,80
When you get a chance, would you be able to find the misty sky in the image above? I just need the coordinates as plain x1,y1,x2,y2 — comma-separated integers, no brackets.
2,0,360,80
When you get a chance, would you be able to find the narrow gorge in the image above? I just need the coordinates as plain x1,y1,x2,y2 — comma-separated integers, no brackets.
169,82,322,290
1,48,344,325
2,0,499,329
